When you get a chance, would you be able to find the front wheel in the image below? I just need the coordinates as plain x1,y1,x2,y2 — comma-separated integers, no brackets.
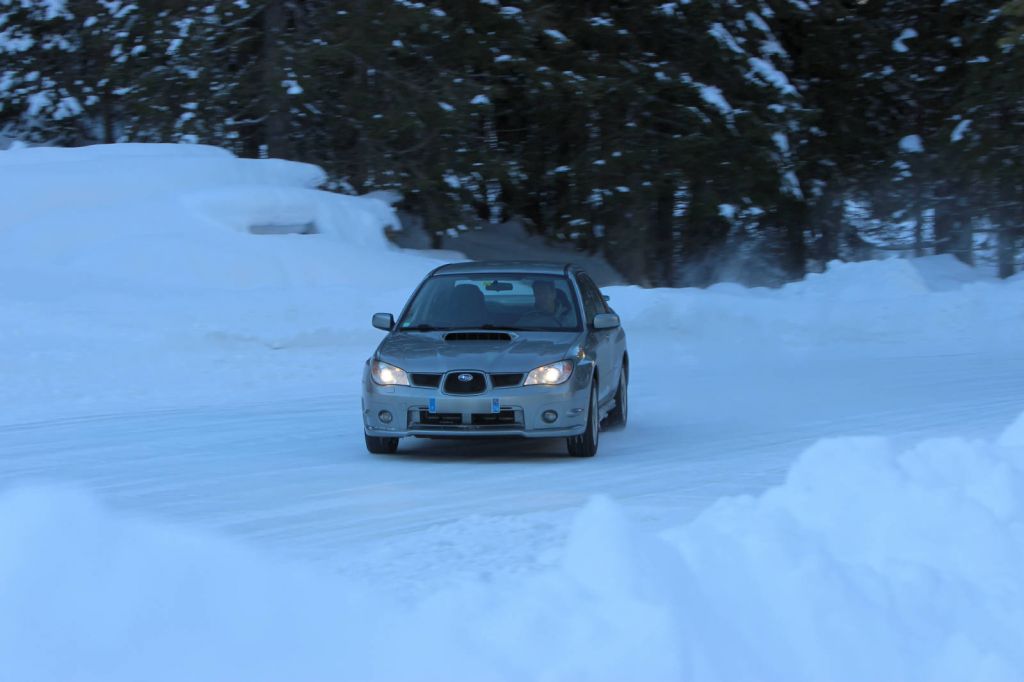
567,383,599,458
365,433,399,454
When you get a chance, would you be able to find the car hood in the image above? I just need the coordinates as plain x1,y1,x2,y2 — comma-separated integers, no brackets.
376,331,583,373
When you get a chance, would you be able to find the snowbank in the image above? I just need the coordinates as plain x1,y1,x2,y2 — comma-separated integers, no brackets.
663,426,1024,681
610,256,1024,355
3,413,1023,681
0,143,324,227
0,143,409,293
0,143,440,420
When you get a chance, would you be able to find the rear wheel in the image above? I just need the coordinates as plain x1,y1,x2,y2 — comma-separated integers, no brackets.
567,383,599,458
365,433,399,454
606,364,628,429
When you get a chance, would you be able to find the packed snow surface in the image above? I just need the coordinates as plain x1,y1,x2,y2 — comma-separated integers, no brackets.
2,143,1024,681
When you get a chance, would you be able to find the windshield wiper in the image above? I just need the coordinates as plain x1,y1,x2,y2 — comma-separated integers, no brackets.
403,324,450,332
479,324,572,332
479,324,531,331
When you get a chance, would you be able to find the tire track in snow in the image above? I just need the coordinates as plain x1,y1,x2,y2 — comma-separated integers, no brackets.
2,352,1023,571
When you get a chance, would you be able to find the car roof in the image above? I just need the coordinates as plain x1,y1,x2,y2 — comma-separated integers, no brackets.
430,261,576,277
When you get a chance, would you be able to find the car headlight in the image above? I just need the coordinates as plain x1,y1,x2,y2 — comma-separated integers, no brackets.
371,360,410,386
524,360,574,386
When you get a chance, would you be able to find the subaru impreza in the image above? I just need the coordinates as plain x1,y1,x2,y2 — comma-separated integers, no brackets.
361,262,628,457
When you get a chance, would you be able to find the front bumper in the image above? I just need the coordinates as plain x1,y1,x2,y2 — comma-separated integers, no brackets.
362,364,592,439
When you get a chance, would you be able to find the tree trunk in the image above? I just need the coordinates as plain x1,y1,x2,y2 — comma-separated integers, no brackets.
101,84,115,144
933,194,954,256
262,0,291,159
997,222,1016,278
605,203,651,287
652,182,676,287
914,206,925,258
810,188,841,263
951,195,974,266
679,178,728,287
778,197,808,281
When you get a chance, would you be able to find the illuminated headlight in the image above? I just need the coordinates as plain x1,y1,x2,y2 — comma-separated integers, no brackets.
371,360,410,386
524,360,574,386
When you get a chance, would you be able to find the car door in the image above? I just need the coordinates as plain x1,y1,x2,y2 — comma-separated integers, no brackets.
576,273,619,405
601,289,627,408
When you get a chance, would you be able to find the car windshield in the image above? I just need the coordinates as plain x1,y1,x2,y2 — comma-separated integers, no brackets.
398,274,582,332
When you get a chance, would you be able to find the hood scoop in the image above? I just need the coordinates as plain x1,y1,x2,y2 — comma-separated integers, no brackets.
444,331,513,342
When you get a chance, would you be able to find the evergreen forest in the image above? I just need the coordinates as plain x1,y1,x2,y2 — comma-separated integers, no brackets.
2,0,1021,285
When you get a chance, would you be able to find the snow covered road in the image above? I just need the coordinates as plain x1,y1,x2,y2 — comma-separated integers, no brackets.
4,345,1021,593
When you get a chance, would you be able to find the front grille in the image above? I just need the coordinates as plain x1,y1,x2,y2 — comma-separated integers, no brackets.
471,409,518,426
443,372,486,394
444,332,512,342
417,411,462,426
409,407,524,431
410,373,441,388
490,373,523,388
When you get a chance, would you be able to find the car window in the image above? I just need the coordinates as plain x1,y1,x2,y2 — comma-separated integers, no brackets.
398,273,582,332
576,274,606,324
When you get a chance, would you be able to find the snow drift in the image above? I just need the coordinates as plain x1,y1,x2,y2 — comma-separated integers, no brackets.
2,414,1022,681
610,255,1024,355
0,143,438,420
0,143,405,293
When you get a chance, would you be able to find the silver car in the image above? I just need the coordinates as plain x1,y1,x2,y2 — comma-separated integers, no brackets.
362,262,628,457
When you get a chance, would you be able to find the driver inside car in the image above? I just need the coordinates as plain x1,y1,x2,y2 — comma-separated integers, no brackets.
523,279,573,327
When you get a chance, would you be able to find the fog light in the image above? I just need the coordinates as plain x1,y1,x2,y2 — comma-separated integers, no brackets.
542,410,558,424
378,410,393,424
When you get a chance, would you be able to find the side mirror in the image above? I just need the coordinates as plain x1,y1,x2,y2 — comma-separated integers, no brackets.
592,313,620,330
602,294,610,302
372,313,395,331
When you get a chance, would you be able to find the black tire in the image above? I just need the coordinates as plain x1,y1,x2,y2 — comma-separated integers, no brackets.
567,383,599,458
365,433,399,454
606,364,628,429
